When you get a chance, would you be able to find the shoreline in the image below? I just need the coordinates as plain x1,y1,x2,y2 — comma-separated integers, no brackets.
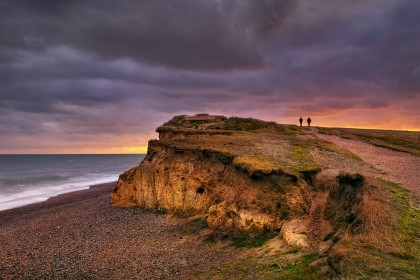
0,182,236,279
0,181,116,215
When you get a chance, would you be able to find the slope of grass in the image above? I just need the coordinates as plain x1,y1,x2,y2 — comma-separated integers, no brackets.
331,180,420,279
193,250,323,280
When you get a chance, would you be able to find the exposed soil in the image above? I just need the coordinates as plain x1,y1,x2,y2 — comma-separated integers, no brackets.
307,192,332,249
311,128,420,196
0,183,237,280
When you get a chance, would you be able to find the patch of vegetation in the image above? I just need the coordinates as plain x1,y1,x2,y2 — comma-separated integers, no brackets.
288,141,322,174
232,232,279,248
223,117,278,131
233,155,280,175
318,127,420,156
279,254,320,280
282,125,305,135
165,115,186,126
188,217,209,230
205,230,279,248
193,253,323,280
330,180,420,279
381,180,420,266
322,231,335,242
285,248,301,254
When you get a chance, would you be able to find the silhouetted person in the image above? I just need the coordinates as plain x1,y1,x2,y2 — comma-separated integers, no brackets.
307,117,312,127
299,117,303,127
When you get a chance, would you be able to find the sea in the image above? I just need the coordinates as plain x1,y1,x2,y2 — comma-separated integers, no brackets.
0,154,145,211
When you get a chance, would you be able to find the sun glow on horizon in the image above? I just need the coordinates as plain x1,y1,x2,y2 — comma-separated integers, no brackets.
121,146,148,154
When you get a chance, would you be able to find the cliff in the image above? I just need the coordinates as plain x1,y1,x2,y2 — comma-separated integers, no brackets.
113,115,312,232
112,114,420,278
112,114,368,235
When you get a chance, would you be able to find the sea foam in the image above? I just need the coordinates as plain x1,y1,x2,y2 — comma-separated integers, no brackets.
0,154,144,212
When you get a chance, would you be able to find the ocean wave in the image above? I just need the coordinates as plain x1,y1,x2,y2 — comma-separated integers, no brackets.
0,176,118,211
1,174,72,187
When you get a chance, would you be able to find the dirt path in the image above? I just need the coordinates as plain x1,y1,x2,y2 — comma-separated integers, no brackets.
311,128,420,196
308,205,322,246
307,192,332,249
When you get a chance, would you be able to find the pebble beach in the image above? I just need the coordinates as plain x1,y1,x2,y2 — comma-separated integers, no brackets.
0,182,235,279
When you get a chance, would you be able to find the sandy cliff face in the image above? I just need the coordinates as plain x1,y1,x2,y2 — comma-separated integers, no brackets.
113,140,310,231
112,114,312,232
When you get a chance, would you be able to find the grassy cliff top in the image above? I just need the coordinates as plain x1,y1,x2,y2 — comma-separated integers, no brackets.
157,114,420,178
158,115,327,176
159,115,400,177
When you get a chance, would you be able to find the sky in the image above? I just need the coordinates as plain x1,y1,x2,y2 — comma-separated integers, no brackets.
1,0,419,154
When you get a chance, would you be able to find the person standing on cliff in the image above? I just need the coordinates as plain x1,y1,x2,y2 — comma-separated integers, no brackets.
299,117,303,127
307,117,312,127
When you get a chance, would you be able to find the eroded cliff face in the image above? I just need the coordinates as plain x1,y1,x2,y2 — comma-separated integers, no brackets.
112,114,312,232
112,114,381,237
113,140,310,231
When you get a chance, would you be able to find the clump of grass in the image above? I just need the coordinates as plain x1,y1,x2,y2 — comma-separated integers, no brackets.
188,217,209,230
285,248,300,254
232,231,279,248
164,115,186,127
205,230,278,248
287,141,321,174
194,253,323,279
323,231,335,241
233,155,279,175
223,117,278,131
279,254,320,280
282,125,305,135
328,180,420,278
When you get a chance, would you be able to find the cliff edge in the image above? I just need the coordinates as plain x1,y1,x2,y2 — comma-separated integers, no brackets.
112,114,420,278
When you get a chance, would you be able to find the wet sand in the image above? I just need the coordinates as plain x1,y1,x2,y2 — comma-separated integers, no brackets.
0,182,235,279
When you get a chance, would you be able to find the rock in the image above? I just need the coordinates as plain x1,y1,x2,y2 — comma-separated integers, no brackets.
309,257,328,267
182,114,227,123
318,265,331,275
280,219,309,248
318,240,333,255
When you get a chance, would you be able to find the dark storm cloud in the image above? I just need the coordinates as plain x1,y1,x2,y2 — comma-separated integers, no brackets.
264,0,420,95
1,0,420,152
1,0,296,71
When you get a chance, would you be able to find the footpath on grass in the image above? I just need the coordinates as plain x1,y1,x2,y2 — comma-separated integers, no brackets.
311,127,420,197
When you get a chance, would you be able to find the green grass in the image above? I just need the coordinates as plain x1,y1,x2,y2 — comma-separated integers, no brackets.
334,180,420,279
382,181,420,268
289,144,321,173
285,248,301,254
193,253,324,280
233,155,278,174
205,230,279,248
222,117,278,131
279,254,321,280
